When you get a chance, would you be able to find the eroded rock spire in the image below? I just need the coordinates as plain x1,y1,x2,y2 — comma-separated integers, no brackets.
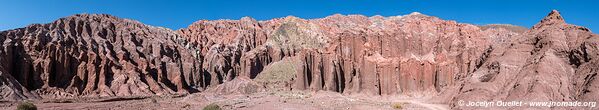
533,10,566,29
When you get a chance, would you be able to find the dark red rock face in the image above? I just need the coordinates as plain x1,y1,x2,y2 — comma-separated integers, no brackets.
0,14,199,100
0,10,597,110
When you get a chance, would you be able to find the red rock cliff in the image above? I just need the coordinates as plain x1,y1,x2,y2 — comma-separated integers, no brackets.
1,11,597,109
0,14,199,100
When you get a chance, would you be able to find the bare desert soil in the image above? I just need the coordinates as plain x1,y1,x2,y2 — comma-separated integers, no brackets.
0,91,448,110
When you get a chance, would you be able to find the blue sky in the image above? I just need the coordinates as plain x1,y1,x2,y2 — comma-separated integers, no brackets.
1,0,597,32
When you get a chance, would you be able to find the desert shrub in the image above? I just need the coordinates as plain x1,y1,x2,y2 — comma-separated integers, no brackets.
391,102,403,109
16,101,37,110
182,104,191,108
202,103,221,110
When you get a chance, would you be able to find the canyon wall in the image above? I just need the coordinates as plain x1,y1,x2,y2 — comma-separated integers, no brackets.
0,10,597,110
177,13,517,97
0,14,199,99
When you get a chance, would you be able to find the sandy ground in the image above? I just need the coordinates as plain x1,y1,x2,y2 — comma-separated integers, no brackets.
0,91,448,110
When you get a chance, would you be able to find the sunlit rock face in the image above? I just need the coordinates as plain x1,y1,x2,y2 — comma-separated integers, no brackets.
177,12,511,97
448,10,599,109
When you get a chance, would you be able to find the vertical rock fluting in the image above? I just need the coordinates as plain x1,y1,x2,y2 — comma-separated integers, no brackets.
0,14,199,100
177,13,501,96
176,17,280,89
281,13,495,96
